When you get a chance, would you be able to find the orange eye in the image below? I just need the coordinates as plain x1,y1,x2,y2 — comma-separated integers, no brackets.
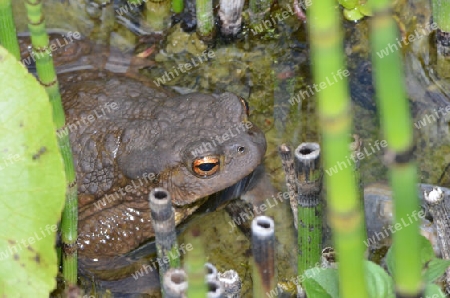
192,156,220,177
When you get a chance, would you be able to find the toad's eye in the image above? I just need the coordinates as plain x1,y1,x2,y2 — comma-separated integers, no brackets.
192,156,220,177
238,96,250,117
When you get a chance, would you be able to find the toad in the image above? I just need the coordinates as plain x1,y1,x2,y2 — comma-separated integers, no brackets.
58,71,266,259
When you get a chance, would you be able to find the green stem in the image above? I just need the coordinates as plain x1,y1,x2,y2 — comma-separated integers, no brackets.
145,0,171,32
0,0,20,60
25,0,78,285
185,227,207,297
307,0,368,297
172,0,184,13
432,0,450,78
294,143,323,278
432,0,450,32
149,188,180,294
195,0,214,39
370,2,423,296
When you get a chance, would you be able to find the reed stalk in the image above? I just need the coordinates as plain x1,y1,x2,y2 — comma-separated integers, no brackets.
424,188,450,294
149,188,180,291
0,0,20,60
185,226,207,297
172,0,183,13
24,0,78,284
370,1,423,296
195,0,214,40
278,143,298,229
218,0,245,36
294,142,323,279
432,0,450,77
145,0,171,32
307,0,368,297
252,216,276,297
432,0,450,32
350,134,366,238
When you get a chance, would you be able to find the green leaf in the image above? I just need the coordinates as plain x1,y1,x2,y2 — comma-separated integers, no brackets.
343,7,365,21
424,258,450,283
424,283,446,298
338,0,358,10
303,262,395,298
358,2,373,16
0,46,65,297
386,234,435,276
365,261,395,298
303,267,339,298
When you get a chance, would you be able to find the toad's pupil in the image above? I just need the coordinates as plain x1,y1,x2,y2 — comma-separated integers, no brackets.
198,163,217,172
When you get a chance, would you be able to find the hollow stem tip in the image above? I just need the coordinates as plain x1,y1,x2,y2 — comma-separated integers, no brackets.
295,142,321,162
252,215,275,238
251,216,276,296
149,187,176,230
206,279,223,297
163,268,188,297
294,142,321,187
205,262,218,282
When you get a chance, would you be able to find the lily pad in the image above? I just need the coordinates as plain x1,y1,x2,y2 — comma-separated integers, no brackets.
0,46,65,297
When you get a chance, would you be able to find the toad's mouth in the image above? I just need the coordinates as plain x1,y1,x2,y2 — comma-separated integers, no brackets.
200,164,263,212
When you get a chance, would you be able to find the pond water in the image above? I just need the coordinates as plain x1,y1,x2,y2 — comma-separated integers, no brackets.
11,0,450,296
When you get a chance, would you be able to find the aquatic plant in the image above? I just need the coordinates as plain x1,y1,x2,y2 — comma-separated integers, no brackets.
252,216,276,297
432,0,450,77
163,268,189,296
300,0,449,297
338,0,372,21
24,0,78,285
370,0,423,295
424,188,450,294
196,0,214,40
184,226,208,296
149,188,181,290
172,0,184,13
431,0,450,31
0,0,19,59
294,143,324,281
145,0,172,32
307,0,369,296
0,46,65,297
218,0,245,36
